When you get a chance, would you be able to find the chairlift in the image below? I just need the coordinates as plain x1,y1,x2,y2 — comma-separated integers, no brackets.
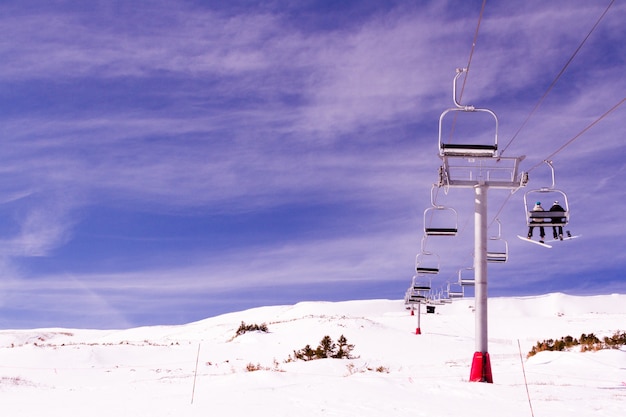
458,267,475,286
487,219,508,263
438,68,499,158
437,288,453,304
415,239,440,274
428,293,443,305
487,243,508,263
411,274,432,292
405,289,426,305
426,288,446,305
447,282,464,299
523,161,570,231
424,185,458,236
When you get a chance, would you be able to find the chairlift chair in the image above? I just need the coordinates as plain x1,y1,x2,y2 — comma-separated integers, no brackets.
405,289,426,305
415,252,440,274
458,267,475,286
447,282,464,299
424,206,459,236
424,185,458,236
487,219,508,263
523,161,570,230
524,190,569,227
437,288,453,304
428,288,447,305
438,68,499,158
429,292,444,305
487,244,508,263
411,274,432,292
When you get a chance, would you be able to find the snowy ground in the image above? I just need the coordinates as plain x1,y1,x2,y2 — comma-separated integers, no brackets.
1,293,625,416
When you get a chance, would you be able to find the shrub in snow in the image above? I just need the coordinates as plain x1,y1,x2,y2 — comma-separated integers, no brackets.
244,359,284,372
527,330,625,357
245,362,263,372
291,335,355,361
235,321,269,337
603,330,626,348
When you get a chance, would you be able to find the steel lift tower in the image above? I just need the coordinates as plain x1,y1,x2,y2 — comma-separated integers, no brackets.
436,69,527,382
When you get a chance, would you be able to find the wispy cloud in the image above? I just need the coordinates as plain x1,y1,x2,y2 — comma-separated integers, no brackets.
0,0,624,328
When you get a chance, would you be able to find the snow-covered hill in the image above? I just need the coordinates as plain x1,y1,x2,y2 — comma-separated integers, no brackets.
1,293,625,416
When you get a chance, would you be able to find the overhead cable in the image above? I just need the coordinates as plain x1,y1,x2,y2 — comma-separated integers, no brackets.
457,0,487,104
448,0,487,141
499,0,617,157
527,97,625,172
489,97,625,228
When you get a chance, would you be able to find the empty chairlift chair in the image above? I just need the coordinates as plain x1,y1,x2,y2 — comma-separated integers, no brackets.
424,205,459,236
438,68,499,158
405,288,426,304
486,243,508,263
411,274,432,292
435,288,452,304
487,219,508,263
405,274,430,305
424,186,458,236
458,267,475,287
415,242,440,275
447,282,464,299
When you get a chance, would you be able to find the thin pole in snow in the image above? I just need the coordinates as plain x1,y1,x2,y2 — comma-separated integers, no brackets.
517,339,535,417
191,343,201,405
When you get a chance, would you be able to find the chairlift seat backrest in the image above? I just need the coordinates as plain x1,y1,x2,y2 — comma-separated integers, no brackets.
440,143,498,158
412,284,431,291
528,210,568,226
448,290,464,299
486,252,508,263
424,227,458,236
407,295,426,303
416,266,439,274
412,280,431,291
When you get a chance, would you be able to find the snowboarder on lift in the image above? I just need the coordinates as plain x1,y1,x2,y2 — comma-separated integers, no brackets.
549,200,566,240
527,201,546,243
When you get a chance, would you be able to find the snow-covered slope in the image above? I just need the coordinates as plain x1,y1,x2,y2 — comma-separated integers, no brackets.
1,293,624,416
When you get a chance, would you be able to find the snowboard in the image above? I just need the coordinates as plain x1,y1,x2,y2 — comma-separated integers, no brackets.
517,235,552,248
545,234,581,243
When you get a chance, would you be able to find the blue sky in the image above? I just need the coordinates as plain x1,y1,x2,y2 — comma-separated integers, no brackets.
0,0,624,329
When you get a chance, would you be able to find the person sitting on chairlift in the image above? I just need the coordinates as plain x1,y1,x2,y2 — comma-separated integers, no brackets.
527,201,546,243
549,200,566,240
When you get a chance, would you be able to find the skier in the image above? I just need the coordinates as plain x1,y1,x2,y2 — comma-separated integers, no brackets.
527,201,546,243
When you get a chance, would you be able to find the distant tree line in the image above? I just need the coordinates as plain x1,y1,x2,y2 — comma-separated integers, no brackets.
527,330,626,358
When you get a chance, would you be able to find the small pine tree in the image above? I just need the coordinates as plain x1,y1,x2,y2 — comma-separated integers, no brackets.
316,335,336,359
294,344,317,361
333,334,355,359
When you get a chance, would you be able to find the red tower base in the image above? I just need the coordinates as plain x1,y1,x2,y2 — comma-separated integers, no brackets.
415,328,421,335
469,351,493,383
